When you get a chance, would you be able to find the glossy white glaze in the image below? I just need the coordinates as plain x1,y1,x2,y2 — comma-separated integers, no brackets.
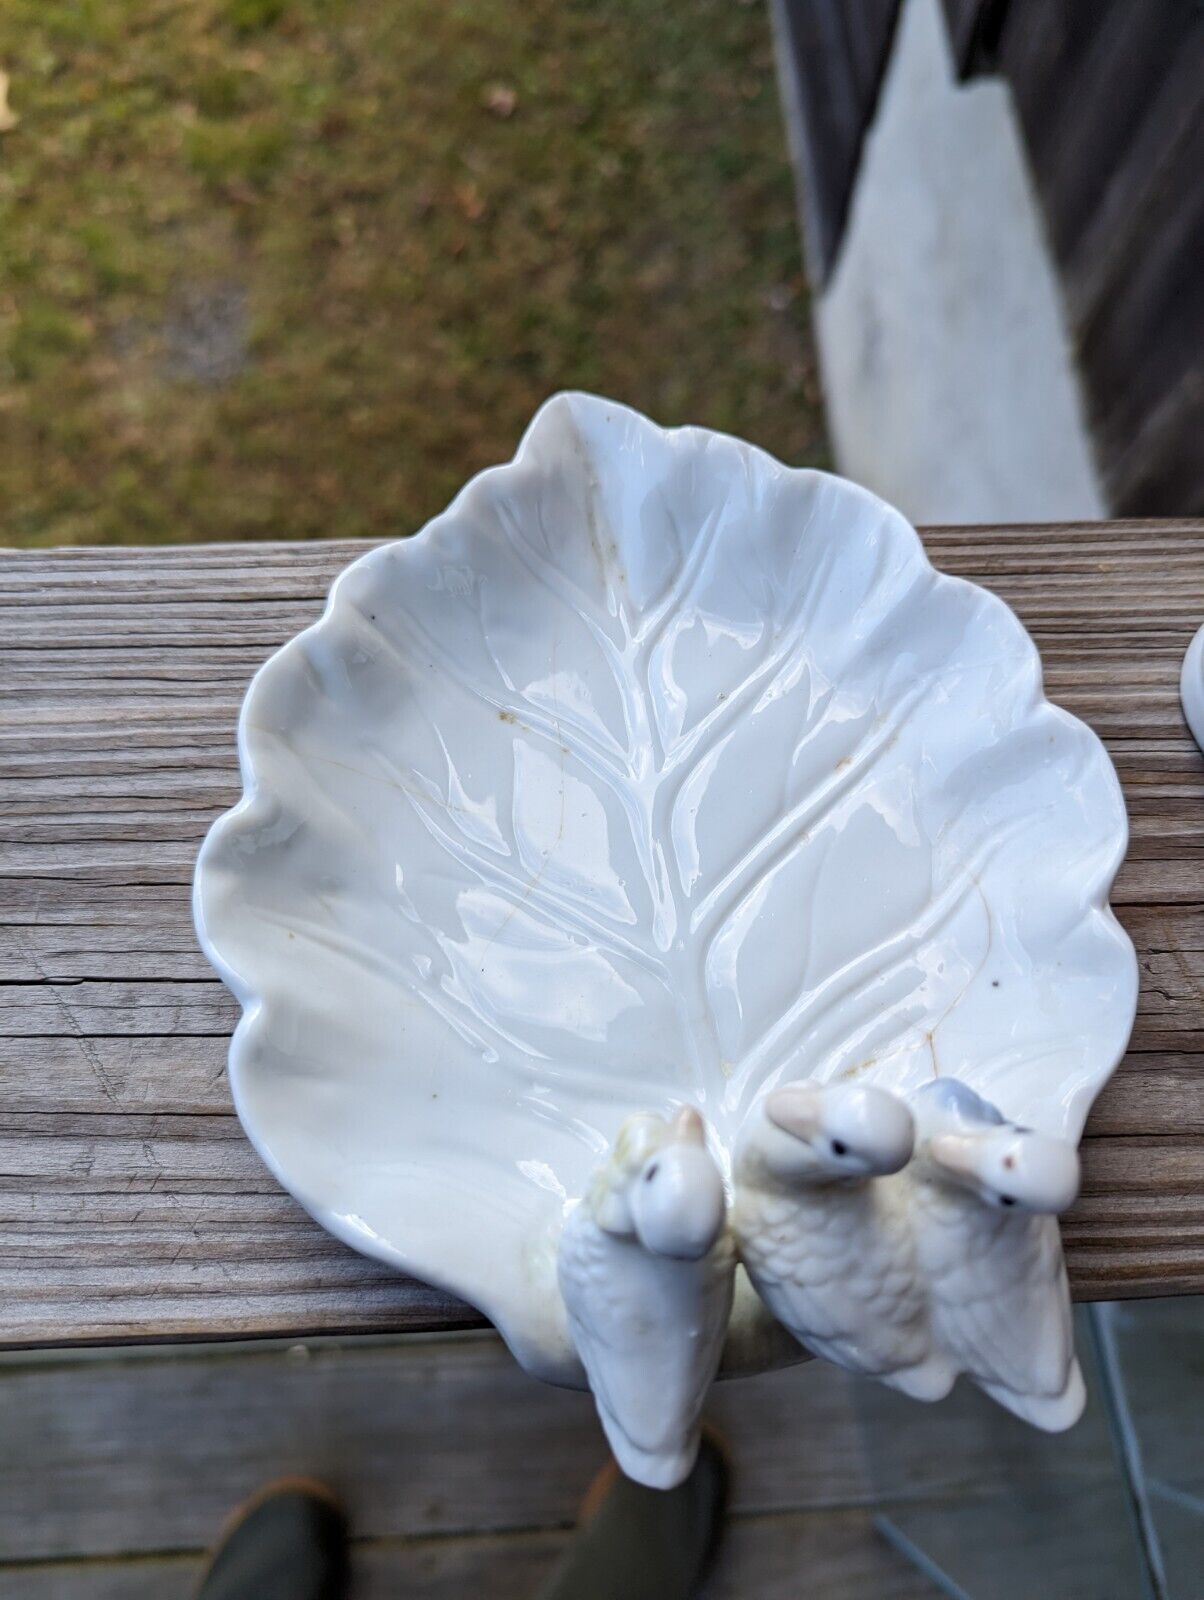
558,1107,734,1486
1180,621,1204,753
194,392,1136,1415
902,1079,1084,1430
733,1084,955,1400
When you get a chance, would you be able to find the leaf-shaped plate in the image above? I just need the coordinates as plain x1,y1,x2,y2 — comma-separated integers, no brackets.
194,393,1137,1379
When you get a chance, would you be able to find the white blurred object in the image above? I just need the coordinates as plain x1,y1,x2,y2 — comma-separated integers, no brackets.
1180,623,1204,752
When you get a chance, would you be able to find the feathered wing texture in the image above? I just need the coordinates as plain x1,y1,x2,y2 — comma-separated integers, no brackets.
734,1183,954,1399
914,1190,1083,1430
557,1204,735,1487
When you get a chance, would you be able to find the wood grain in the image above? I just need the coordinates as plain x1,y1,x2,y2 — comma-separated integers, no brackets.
2,525,1203,1345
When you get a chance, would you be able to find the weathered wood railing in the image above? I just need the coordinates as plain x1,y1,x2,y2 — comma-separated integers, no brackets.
3,524,1202,1346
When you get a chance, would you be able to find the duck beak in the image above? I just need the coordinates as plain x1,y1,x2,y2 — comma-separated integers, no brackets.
928,1133,981,1182
672,1105,705,1145
765,1083,823,1140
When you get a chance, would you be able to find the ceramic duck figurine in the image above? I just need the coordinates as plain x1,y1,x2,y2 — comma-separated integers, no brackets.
906,1079,1084,1430
557,1106,735,1488
732,1082,956,1399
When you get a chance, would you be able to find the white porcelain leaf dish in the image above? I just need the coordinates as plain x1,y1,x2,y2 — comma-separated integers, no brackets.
195,393,1136,1409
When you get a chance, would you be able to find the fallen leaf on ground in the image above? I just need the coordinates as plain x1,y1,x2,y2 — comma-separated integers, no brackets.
0,70,19,132
453,180,486,221
482,82,517,118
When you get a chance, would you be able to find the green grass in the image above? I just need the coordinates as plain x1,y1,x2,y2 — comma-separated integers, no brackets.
0,0,827,547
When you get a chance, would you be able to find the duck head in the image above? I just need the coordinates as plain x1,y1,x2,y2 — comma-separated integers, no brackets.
925,1124,1080,1214
591,1106,725,1260
738,1082,915,1187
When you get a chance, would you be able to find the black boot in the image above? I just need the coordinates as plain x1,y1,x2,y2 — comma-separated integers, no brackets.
196,1478,349,1600
535,1431,729,1600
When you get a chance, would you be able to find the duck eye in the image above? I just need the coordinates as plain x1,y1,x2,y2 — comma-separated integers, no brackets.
1000,1194,1016,1207
830,1140,847,1157
644,1163,659,1183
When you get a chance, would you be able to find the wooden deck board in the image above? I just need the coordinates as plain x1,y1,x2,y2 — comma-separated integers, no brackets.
0,1515,947,1600
0,1316,1163,1598
2,524,1203,1345
0,1332,1122,1563
0,1327,1136,1597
